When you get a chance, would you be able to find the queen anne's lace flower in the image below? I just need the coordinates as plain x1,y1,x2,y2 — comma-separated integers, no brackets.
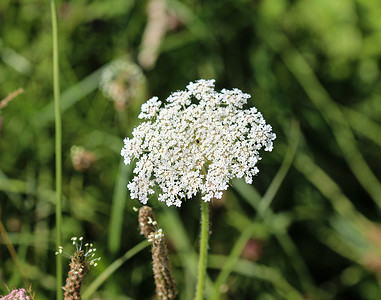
121,79,276,207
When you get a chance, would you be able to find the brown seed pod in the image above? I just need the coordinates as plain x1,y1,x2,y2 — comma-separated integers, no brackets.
138,206,178,300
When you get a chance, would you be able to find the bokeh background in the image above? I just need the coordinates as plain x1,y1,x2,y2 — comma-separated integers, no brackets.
1,0,381,299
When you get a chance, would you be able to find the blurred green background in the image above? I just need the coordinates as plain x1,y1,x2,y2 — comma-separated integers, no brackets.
1,0,381,299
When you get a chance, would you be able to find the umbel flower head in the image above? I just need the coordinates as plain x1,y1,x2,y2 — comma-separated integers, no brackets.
121,79,276,207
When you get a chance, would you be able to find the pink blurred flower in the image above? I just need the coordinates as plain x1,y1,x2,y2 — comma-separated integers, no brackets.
1,288,31,300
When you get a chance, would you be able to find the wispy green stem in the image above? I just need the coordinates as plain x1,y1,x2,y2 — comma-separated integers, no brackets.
195,200,209,300
50,1,62,299
82,240,150,300
266,31,381,210
108,159,130,254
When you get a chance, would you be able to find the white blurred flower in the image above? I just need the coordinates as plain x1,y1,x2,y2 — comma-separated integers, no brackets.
121,79,276,207
99,59,146,111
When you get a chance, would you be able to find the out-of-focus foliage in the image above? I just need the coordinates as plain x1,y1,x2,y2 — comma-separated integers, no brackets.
1,0,381,299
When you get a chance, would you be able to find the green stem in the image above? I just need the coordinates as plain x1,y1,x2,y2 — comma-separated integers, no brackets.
51,1,62,299
195,200,209,300
82,240,150,300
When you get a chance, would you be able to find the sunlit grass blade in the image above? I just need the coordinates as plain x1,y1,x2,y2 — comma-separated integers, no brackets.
108,159,131,254
209,255,306,299
50,0,62,298
294,151,370,231
82,240,149,300
315,226,363,263
265,31,381,210
342,107,381,148
33,66,104,126
0,220,29,288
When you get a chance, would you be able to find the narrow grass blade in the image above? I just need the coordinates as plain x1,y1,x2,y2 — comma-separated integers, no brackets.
209,255,305,299
108,159,131,254
33,67,104,126
265,31,381,210
342,107,381,148
50,0,63,298
82,240,149,300
294,151,370,231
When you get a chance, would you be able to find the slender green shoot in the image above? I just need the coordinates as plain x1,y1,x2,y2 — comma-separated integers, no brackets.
50,0,63,299
195,200,210,300
82,240,149,300
108,159,130,254
269,32,381,209
257,120,300,219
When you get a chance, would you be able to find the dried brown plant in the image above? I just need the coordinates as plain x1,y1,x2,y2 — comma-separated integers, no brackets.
63,250,90,300
138,206,178,300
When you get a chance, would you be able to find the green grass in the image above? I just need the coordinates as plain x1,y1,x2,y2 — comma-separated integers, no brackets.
50,1,63,298
1,0,381,299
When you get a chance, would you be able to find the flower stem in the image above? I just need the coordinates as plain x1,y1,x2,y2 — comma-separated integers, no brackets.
51,1,63,299
195,200,209,300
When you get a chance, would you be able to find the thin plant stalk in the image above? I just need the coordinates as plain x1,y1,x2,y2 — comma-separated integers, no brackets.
51,0,63,299
195,200,209,300
268,31,381,209
82,240,149,300
0,219,29,287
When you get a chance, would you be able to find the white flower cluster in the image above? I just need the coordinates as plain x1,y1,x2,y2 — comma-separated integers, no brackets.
143,216,165,242
55,236,101,267
121,79,276,207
